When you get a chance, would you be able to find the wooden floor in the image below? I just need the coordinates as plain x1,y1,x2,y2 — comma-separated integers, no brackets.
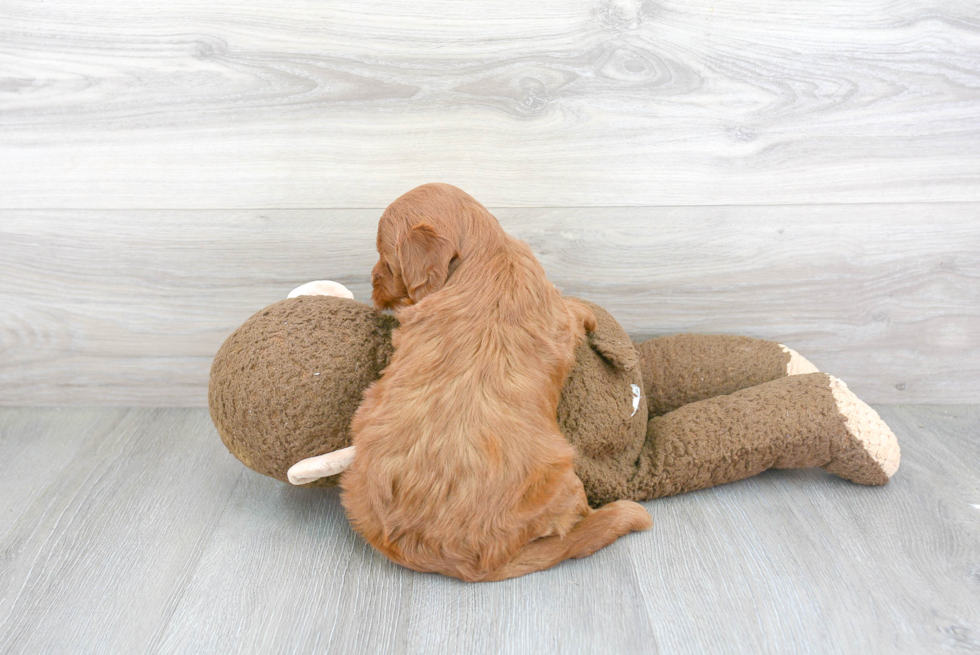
0,405,977,654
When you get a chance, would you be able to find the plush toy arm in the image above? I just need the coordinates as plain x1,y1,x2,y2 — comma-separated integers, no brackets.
635,334,817,417
625,372,900,500
287,446,356,485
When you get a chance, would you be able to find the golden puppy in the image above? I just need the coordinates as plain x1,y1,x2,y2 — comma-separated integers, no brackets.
341,184,651,581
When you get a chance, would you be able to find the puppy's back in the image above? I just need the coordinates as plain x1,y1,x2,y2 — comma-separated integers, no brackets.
342,231,651,581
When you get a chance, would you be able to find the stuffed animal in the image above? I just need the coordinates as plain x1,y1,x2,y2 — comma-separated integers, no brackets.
209,283,900,506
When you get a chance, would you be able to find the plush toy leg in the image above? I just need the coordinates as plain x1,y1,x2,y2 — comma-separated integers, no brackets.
635,334,818,417
626,372,900,500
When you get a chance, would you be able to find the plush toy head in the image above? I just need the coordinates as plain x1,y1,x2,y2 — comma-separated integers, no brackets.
557,302,649,506
208,295,397,487
208,294,648,504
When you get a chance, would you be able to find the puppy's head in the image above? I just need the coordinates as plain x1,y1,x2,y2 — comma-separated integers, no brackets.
372,220,457,309
373,185,469,309
372,183,506,309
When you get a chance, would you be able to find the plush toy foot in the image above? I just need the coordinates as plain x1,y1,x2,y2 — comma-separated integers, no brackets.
823,376,901,485
780,345,819,375
626,372,901,500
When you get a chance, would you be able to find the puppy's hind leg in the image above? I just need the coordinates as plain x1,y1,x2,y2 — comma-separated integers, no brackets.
483,499,652,582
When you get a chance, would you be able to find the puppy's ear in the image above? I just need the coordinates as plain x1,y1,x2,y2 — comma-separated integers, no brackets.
397,222,458,304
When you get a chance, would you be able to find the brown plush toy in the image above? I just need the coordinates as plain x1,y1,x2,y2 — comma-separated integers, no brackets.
209,283,900,507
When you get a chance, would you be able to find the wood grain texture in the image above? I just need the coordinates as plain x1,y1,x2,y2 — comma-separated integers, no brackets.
0,408,245,653
628,405,980,654
1,0,978,208
2,204,977,405
0,406,977,653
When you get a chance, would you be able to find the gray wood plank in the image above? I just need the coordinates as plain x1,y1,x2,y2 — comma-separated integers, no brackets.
628,406,980,654
0,408,244,654
0,407,128,543
402,544,656,655
156,477,417,655
2,204,978,405
163,483,654,654
1,406,977,654
1,0,978,208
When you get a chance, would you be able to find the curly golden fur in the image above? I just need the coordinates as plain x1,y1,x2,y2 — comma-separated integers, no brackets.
340,183,651,581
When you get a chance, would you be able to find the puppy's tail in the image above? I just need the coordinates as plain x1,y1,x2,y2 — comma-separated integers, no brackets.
482,500,652,582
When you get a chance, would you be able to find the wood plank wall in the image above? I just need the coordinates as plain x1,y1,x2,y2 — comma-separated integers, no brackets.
1,0,978,405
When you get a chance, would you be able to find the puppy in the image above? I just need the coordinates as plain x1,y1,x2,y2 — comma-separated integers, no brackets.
340,183,651,581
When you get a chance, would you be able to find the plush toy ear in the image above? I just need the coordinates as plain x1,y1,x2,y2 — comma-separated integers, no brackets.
590,331,639,372
286,280,354,299
397,222,458,304
586,303,640,373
